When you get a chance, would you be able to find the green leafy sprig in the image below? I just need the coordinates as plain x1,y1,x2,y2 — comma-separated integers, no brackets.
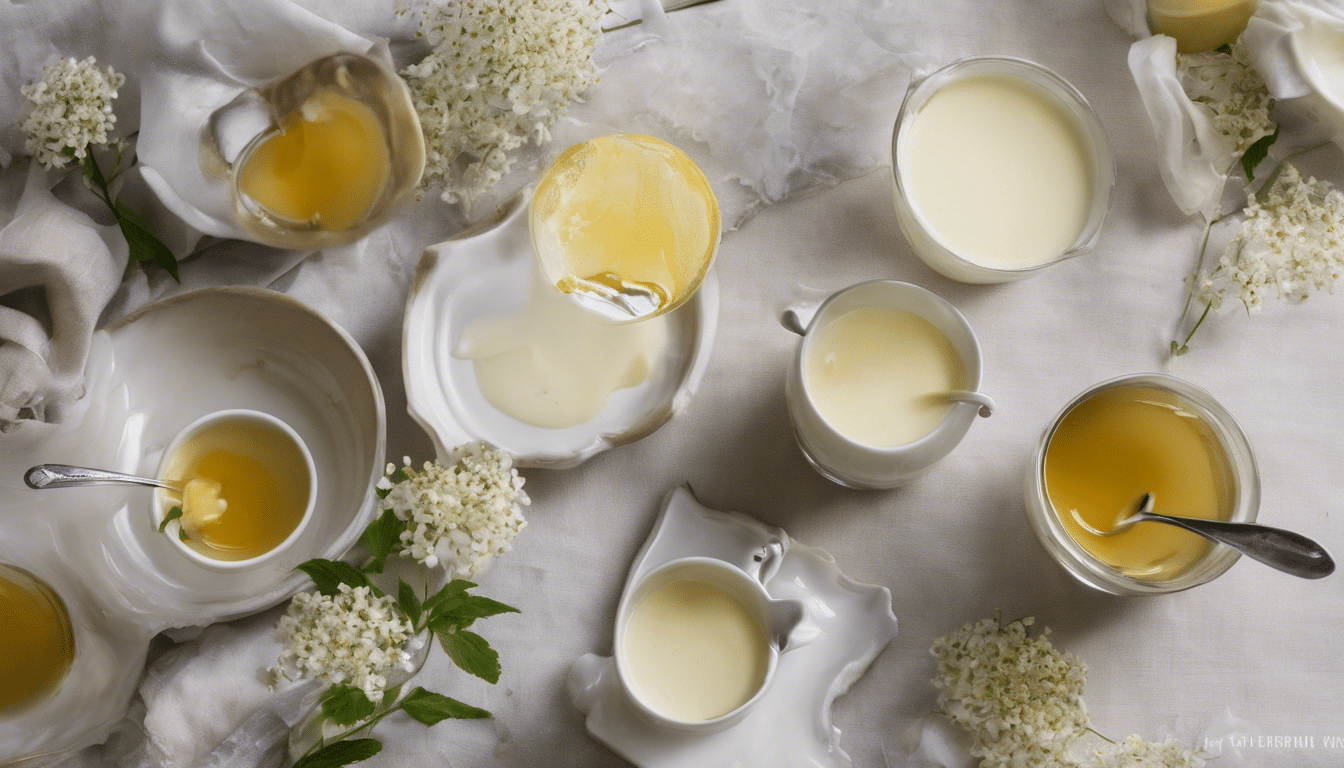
287,519,518,768
80,142,181,281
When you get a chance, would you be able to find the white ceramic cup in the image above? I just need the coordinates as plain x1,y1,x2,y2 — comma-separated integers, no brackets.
613,557,808,734
152,409,317,572
782,280,990,489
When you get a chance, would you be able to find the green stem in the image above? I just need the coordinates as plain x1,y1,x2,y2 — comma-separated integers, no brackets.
1252,141,1331,202
1175,301,1213,356
1087,727,1117,745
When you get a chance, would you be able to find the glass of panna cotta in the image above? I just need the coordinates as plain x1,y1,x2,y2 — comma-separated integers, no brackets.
1025,374,1261,595
891,57,1115,283
783,280,989,489
614,557,807,733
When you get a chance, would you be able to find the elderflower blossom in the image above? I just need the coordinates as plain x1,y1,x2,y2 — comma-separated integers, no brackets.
401,0,606,204
20,56,125,170
378,442,528,576
1178,45,1274,157
1196,164,1344,313
931,614,1090,767
1086,736,1206,768
273,584,415,702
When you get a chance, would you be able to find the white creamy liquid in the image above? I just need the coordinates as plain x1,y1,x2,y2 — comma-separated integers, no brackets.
1298,24,1344,109
804,307,966,447
622,578,769,722
901,73,1095,270
455,273,671,428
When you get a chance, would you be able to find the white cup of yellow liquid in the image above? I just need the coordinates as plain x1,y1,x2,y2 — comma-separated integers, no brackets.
782,280,991,489
152,410,317,571
613,557,809,734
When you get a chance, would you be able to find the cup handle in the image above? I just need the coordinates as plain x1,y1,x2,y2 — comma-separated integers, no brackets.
766,597,819,654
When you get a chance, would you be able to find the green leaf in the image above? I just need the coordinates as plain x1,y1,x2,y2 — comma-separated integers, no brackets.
292,738,382,768
1241,124,1280,183
397,580,422,626
320,684,376,727
398,687,490,725
179,527,190,542
437,629,501,684
158,506,183,533
360,509,404,574
119,213,180,281
296,559,379,597
421,579,475,616
1214,43,1234,54
428,594,519,632
387,467,409,485
375,486,391,499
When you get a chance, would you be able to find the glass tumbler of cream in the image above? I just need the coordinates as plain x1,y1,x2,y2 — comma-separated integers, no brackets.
891,56,1115,283
153,410,318,571
1024,374,1261,595
782,280,992,489
614,557,808,733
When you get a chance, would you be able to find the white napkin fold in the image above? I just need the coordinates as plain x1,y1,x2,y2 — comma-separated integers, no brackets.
0,160,127,427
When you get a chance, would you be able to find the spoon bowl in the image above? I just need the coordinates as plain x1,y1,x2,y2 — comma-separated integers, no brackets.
1110,493,1334,580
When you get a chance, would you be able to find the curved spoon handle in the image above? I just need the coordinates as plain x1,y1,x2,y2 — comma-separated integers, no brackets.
24,464,179,492
1149,514,1335,579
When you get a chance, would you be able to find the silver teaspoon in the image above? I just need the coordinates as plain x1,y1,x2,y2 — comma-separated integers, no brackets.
24,464,183,493
1109,493,1335,580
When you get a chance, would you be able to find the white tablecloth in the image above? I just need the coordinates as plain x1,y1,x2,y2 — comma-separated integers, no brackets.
11,0,1344,766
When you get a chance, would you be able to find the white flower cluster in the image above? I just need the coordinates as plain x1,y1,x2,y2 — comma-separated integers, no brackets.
401,0,606,204
1196,164,1344,313
20,56,125,170
1088,736,1205,768
379,442,529,576
932,615,1090,767
273,584,415,702
1177,45,1274,157
932,615,1206,768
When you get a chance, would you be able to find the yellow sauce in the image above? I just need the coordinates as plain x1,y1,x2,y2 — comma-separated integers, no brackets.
0,566,75,713
1148,0,1258,53
530,133,720,322
622,578,768,722
1044,386,1234,580
163,418,310,561
237,88,390,231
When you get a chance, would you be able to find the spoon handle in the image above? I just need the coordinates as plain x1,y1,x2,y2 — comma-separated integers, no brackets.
24,464,178,492
1149,514,1335,579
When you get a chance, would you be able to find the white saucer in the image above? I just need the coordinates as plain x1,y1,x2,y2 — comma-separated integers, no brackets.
567,486,899,768
402,194,719,469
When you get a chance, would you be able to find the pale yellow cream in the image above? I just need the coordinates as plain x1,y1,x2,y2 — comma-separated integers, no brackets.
622,578,769,722
455,271,671,428
901,73,1095,270
0,566,75,713
804,307,966,447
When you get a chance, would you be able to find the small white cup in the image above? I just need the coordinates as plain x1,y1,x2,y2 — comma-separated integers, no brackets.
782,280,989,489
613,557,808,734
152,409,317,572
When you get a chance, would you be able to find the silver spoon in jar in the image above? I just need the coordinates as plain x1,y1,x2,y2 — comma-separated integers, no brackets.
1106,493,1335,580
24,464,183,493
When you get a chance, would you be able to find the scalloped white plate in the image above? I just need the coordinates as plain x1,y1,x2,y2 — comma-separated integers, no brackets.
567,486,899,768
402,193,718,469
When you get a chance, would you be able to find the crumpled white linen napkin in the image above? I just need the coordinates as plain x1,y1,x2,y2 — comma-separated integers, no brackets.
1111,0,1344,216
0,159,127,428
